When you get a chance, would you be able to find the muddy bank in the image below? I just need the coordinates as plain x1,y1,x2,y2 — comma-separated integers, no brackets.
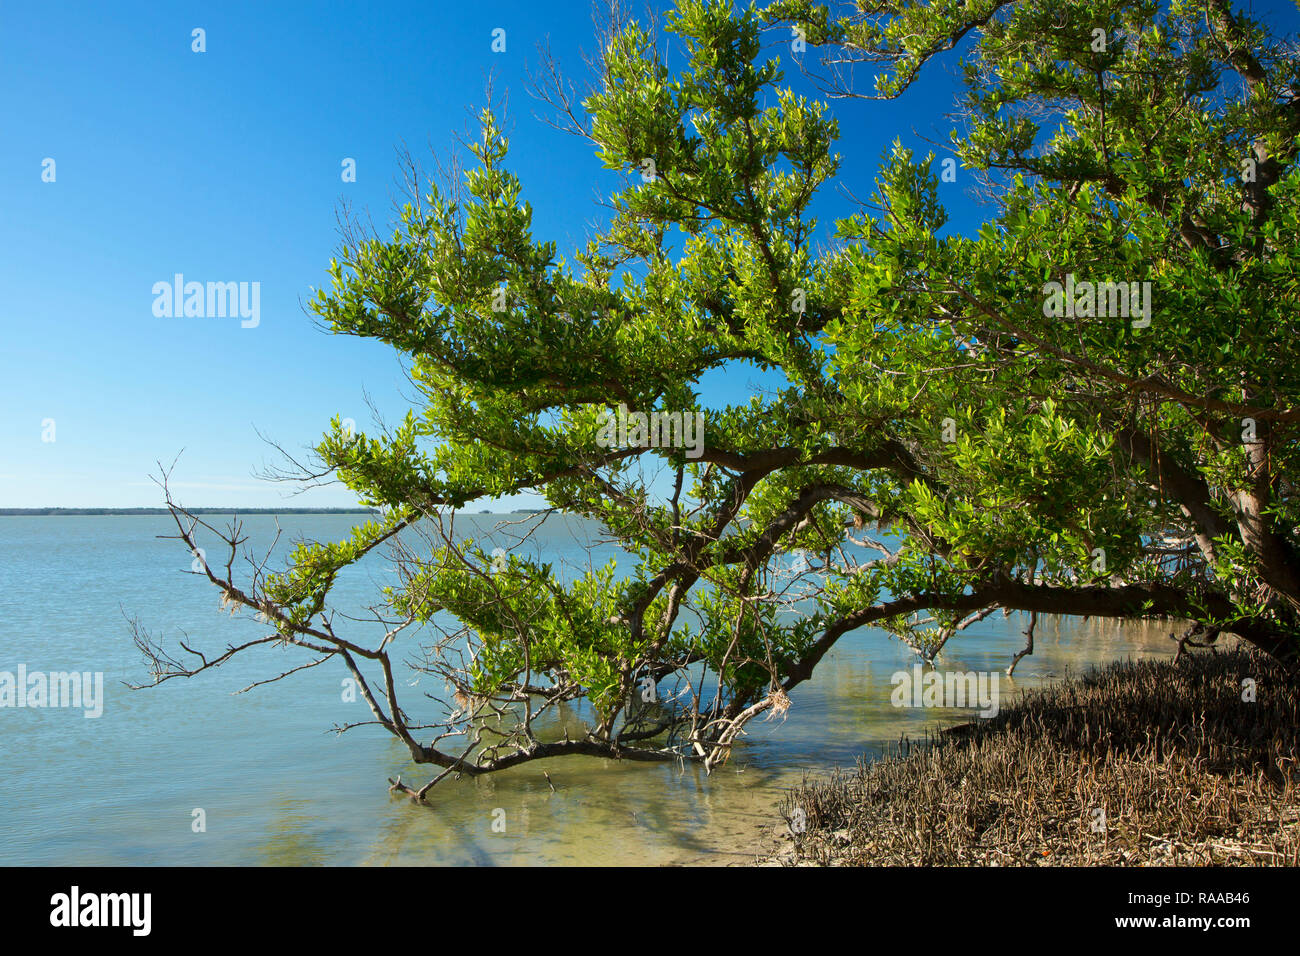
761,646,1300,866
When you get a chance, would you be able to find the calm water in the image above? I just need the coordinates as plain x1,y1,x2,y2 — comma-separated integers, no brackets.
0,514,1176,865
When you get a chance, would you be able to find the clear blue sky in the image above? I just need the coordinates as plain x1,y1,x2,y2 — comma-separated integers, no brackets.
3,0,1296,509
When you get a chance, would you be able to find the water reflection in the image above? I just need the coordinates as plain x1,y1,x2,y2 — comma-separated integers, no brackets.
0,515,1181,866
327,612,1177,865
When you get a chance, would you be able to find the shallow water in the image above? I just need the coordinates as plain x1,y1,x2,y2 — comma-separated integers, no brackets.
0,514,1176,865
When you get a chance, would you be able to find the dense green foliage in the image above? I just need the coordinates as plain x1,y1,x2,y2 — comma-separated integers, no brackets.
156,0,1300,789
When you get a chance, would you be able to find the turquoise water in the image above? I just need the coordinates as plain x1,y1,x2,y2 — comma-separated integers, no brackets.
0,514,1176,865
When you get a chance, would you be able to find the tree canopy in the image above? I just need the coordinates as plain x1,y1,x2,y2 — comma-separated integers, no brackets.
140,0,1300,797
